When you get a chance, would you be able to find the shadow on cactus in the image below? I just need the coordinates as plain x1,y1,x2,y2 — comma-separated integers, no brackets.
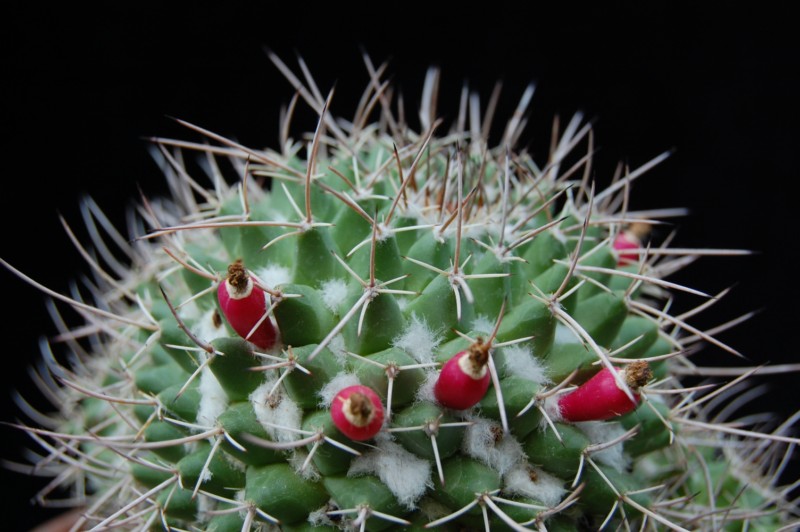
3,52,799,531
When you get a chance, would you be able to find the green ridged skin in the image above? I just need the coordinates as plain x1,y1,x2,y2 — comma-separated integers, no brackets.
6,56,796,532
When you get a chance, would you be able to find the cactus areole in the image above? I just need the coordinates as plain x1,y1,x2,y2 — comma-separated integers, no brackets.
3,55,797,531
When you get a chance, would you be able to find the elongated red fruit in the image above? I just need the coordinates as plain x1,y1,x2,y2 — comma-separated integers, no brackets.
217,260,277,350
434,338,491,410
613,222,650,265
330,385,385,441
557,361,652,422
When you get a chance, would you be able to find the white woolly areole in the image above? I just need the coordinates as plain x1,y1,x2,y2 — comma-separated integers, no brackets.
250,380,302,443
347,439,432,509
402,197,427,224
392,314,442,364
289,449,321,481
193,308,229,344
256,263,292,289
199,466,213,483
463,417,525,476
308,505,338,528
554,322,580,344
395,296,410,312
471,315,495,335
500,345,549,385
541,395,564,426
503,466,567,507
327,334,348,365
320,278,349,313
415,370,439,404
576,421,630,472
196,365,228,427
317,372,361,408
196,492,215,518
220,449,247,472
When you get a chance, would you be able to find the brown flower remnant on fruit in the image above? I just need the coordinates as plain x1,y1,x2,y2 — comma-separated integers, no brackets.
627,222,651,241
346,392,374,427
624,360,653,390
226,259,249,293
467,337,490,373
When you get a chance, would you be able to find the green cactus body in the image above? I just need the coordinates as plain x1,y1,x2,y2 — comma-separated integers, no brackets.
3,55,797,532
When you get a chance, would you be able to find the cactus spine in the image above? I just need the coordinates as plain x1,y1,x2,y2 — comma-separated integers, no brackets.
3,53,798,531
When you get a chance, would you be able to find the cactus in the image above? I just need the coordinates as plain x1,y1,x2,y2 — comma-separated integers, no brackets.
3,53,798,531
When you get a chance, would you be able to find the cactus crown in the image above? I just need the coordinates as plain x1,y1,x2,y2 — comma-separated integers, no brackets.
4,53,798,531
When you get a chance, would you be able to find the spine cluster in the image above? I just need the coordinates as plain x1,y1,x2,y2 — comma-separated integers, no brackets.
2,54,797,531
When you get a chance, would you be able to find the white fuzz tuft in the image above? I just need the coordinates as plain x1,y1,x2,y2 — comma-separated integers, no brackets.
308,505,338,528
503,466,567,507
471,315,495,335
196,364,228,427
196,492,215,516
415,370,439,403
402,199,427,225
289,449,321,481
320,278,349,313
220,450,246,472
348,439,432,509
191,307,228,344
199,468,213,483
463,417,525,476
554,322,580,345
395,296,410,312
541,395,564,426
317,372,360,408
250,380,302,442
576,421,629,472
499,345,549,385
256,263,292,288
327,334,348,364
393,314,442,364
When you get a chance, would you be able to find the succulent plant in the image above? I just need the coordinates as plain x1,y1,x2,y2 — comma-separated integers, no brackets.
3,53,799,531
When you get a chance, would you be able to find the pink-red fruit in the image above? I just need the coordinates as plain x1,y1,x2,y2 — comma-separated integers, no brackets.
217,260,277,350
557,361,652,422
613,222,650,265
330,385,385,441
434,338,491,410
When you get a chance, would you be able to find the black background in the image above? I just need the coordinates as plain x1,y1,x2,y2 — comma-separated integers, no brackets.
2,4,799,530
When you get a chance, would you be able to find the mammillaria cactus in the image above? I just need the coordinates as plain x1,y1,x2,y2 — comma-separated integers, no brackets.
3,53,799,531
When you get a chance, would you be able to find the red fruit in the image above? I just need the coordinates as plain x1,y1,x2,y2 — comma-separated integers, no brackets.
217,260,277,350
613,222,650,265
557,361,652,422
434,338,491,410
613,232,640,265
330,385,385,441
